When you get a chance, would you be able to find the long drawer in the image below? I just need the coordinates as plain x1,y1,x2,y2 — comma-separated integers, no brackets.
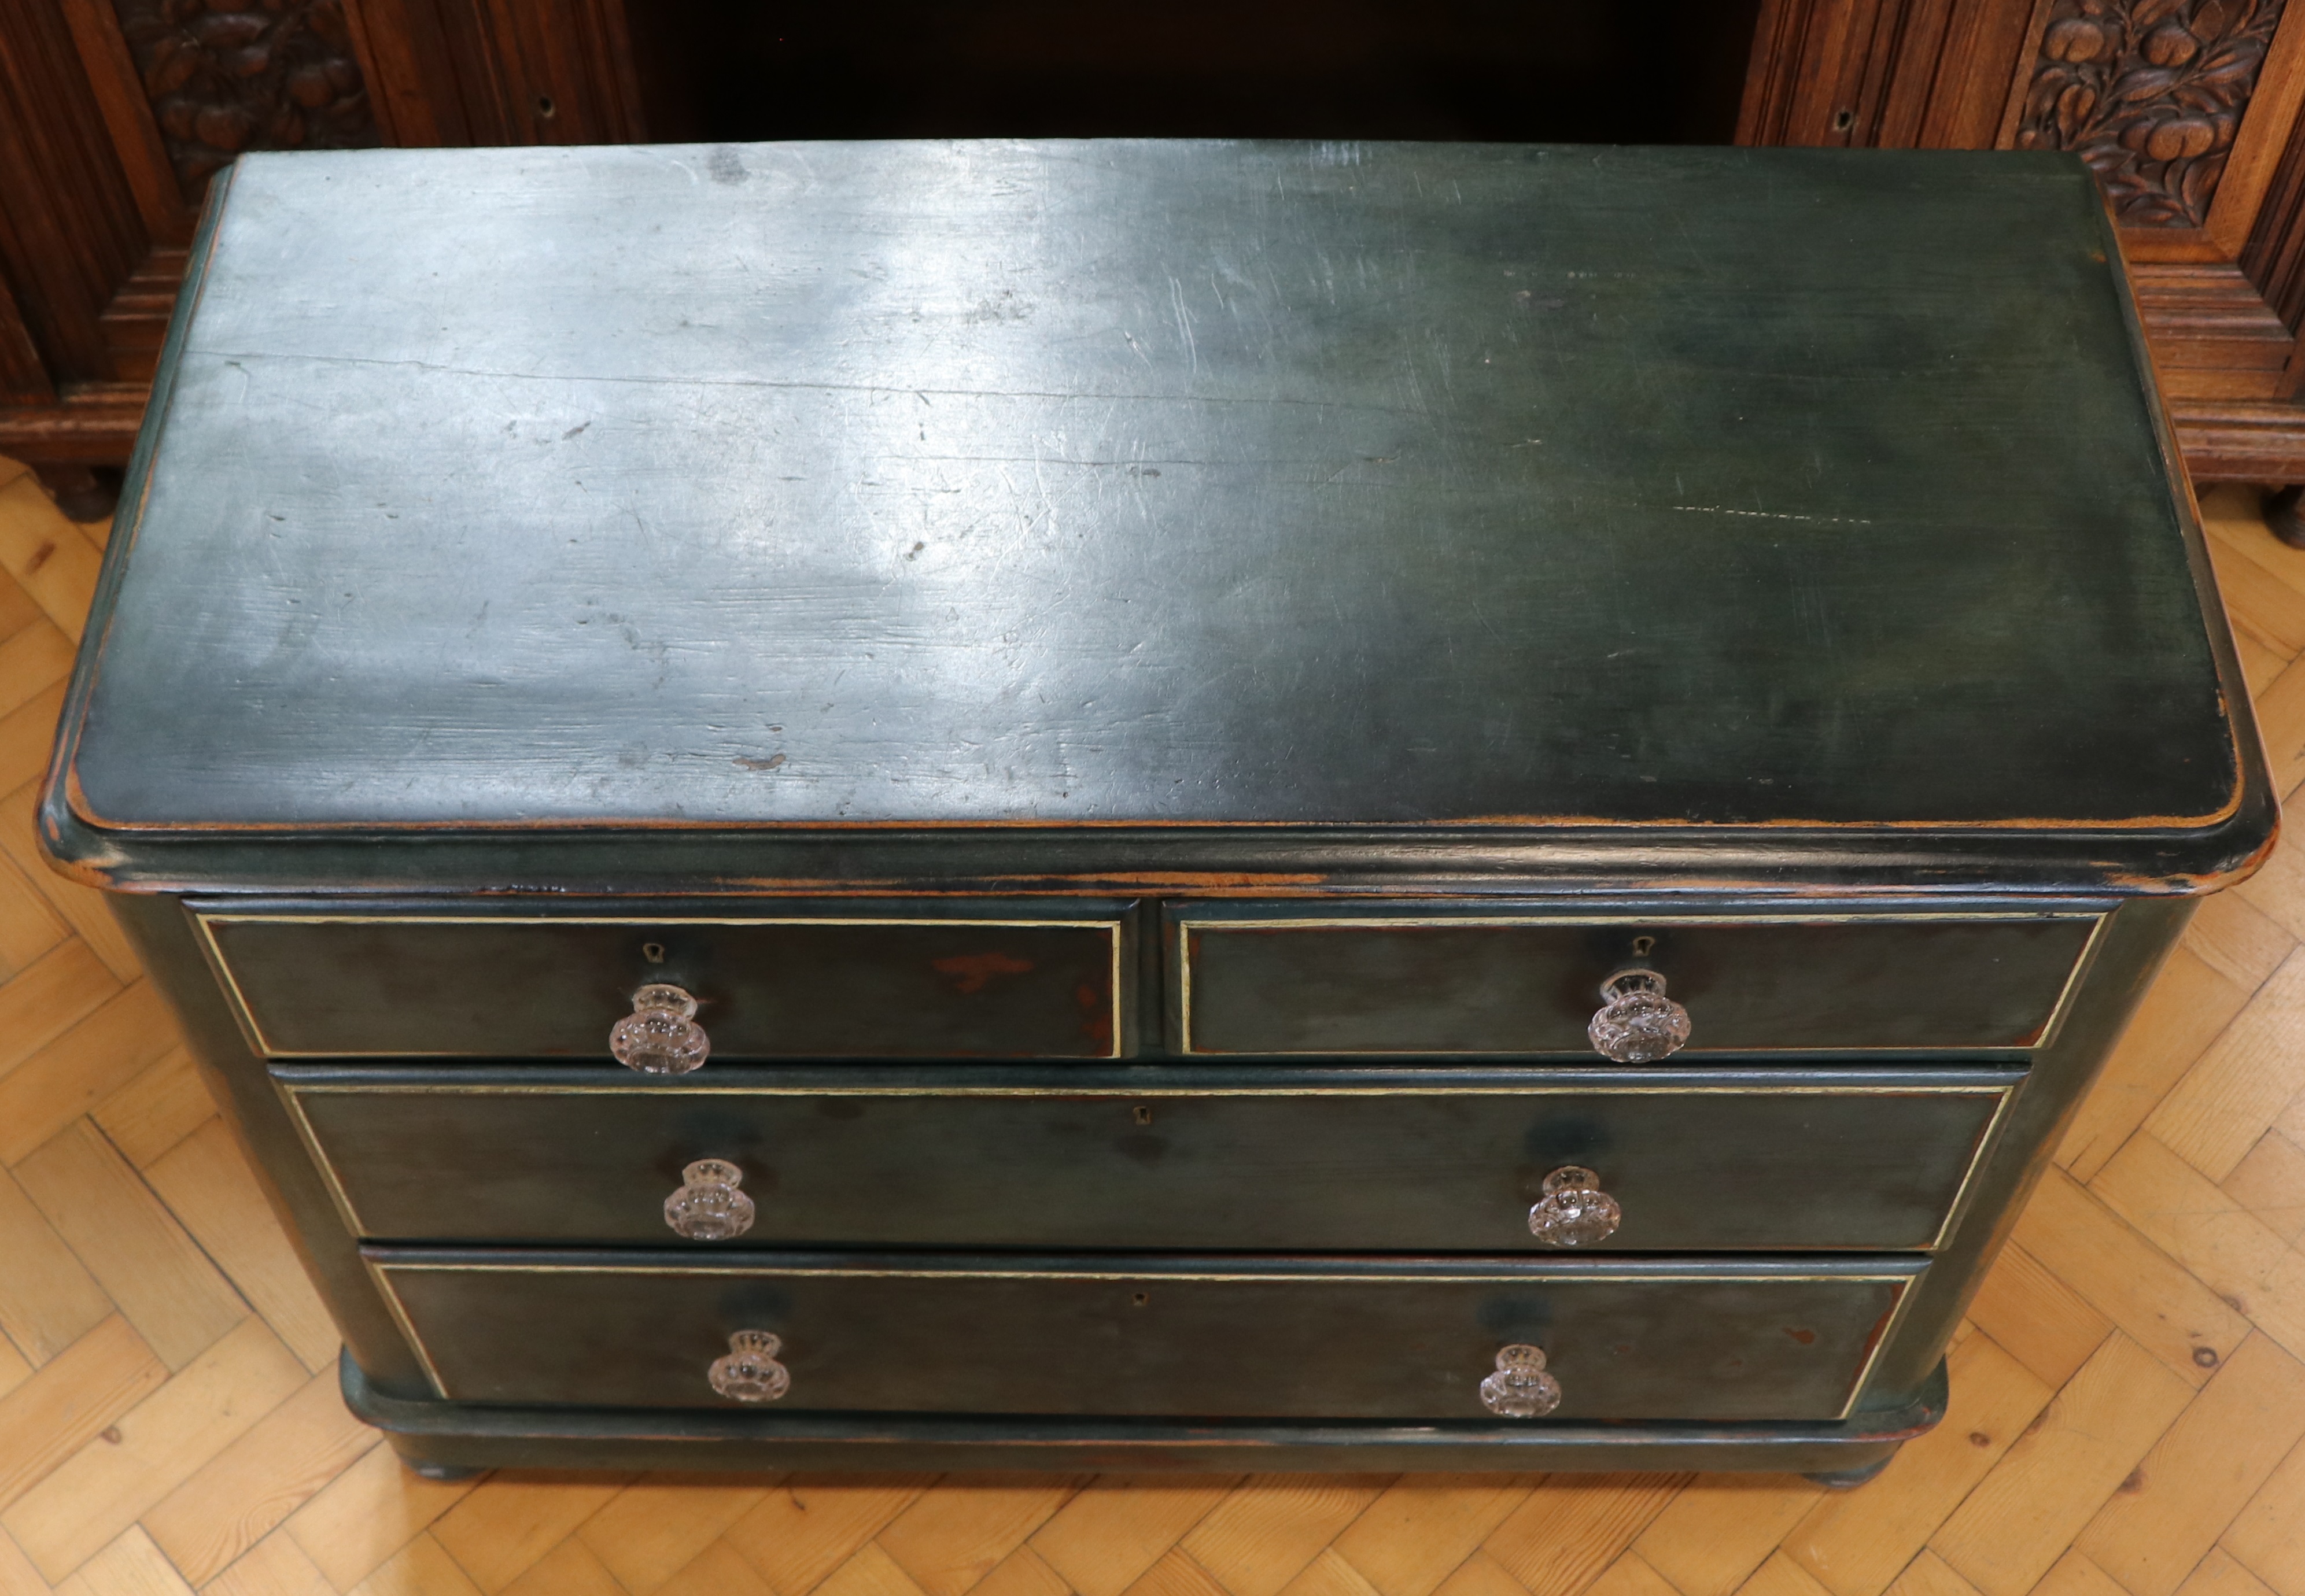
367,1249,1926,1421
198,905,1127,1059
283,1065,2019,1251
1174,910,2104,1055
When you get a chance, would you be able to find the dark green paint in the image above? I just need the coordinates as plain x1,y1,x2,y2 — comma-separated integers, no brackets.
285,1064,2014,1252
35,144,2267,1475
342,1350,1948,1477
41,143,2273,895
1181,915,2096,1054
212,912,1122,1059
374,1250,1921,1421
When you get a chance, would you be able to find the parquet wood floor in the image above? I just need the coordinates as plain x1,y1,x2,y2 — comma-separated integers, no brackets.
1,452,2303,1596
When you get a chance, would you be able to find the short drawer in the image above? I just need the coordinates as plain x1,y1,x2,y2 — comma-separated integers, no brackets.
1175,911,2103,1055
199,906,1124,1059
368,1250,1924,1421
283,1065,2018,1252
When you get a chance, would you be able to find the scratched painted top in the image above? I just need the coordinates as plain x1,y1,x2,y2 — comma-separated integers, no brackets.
57,141,2261,850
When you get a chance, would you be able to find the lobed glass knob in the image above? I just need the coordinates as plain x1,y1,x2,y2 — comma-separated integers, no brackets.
1528,1165,1621,1247
611,983,710,1074
707,1331,790,1402
1587,967,1690,1063
1480,1343,1562,1418
664,1159,755,1240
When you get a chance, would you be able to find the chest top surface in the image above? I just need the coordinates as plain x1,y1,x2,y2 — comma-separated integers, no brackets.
47,141,2270,893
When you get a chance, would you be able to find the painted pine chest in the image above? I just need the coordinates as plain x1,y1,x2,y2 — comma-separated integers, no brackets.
40,140,2274,1482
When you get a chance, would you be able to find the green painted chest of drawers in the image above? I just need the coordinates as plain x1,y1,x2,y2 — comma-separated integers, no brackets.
40,139,2275,1482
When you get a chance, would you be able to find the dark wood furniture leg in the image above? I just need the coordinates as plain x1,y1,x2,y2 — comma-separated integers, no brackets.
2266,483,2305,547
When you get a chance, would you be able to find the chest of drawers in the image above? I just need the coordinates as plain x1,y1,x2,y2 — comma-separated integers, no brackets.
40,140,2273,1483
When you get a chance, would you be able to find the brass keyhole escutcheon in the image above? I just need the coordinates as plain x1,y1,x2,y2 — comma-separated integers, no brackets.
1131,1104,1154,1125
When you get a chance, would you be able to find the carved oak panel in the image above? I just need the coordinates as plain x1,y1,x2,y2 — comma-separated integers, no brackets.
2014,0,2287,227
108,0,378,200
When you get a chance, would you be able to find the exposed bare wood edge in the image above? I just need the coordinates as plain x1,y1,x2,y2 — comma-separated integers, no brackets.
0,380,147,464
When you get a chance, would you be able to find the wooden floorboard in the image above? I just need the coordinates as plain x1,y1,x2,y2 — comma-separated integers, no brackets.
2,457,2303,1596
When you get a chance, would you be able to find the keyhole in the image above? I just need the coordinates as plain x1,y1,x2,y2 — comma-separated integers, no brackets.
642,942,666,964
1131,1104,1153,1125
1131,1291,1150,1307
536,94,558,119
1832,108,1854,132
1631,936,1655,958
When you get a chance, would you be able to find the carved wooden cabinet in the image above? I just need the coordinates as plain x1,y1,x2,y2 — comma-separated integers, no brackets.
39,140,2274,1477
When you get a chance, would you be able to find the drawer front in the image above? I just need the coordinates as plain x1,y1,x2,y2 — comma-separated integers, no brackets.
371,1251,1922,1421
285,1066,2016,1252
1178,914,2101,1055
201,911,1123,1059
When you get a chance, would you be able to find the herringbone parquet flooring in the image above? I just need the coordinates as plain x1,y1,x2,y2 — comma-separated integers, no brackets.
1,453,2304,1596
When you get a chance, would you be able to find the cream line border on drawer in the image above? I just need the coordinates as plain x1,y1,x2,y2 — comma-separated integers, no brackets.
1172,911,2111,1056
195,914,1127,1061
1841,1259,1928,1418
361,1256,452,1398
365,1258,1920,1421
274,1077,372,1242
281,1079,2015,1259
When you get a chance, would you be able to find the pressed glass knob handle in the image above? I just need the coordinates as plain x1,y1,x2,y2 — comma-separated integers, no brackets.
1587,967,1690,1063
1528,1165,1621,1247
664,1159,755,1240
707,1331,790,1402
611,983,710,1074
1480,1343,1562,1418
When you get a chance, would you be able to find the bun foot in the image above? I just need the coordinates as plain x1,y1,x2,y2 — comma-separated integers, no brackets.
401,1456,484,1482
1804,1451,1897,1490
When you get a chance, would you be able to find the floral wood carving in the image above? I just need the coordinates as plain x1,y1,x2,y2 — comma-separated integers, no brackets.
2014,0,2287,227
109,0,380,202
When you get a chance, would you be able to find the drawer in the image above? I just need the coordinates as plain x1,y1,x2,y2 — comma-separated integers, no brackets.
368,1250,1924,1421
1175,911,2103,1055
198,907,1125,1059
282,1065,2018,1252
